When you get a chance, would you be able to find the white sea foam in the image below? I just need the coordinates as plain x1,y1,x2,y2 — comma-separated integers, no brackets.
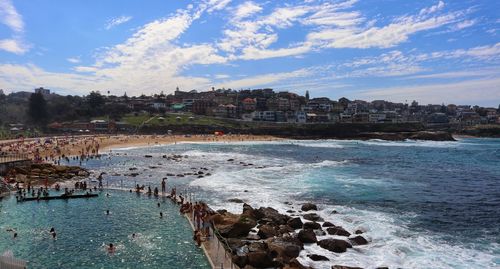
185,144,499,269
104,139,498,268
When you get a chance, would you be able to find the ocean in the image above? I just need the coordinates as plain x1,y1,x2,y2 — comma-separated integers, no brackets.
81,137,500,269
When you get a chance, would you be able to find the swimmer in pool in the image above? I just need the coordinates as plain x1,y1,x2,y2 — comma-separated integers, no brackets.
108,243,115,253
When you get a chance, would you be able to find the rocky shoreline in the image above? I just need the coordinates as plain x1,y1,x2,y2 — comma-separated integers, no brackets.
211,202,382,269
5,162,90,185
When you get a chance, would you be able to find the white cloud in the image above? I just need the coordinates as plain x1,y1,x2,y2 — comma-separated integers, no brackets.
234,1,262,18
206,0,232,13
308,12,459,49
0,38,27,54
105,15,132,30
239,43,313,60
355,77,500,106
215,74,230,79
0,0,24,32
419,1,445,16
2,5,227,95
408,68,499,79
453,19,476,30
216,68,312,89
0,0,29,54
67,57,81,64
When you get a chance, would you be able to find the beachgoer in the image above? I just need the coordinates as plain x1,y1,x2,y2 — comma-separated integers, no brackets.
160,212,163,218
161,178,166,193
157,202,160,207
108,243,115,253
106,210,110,215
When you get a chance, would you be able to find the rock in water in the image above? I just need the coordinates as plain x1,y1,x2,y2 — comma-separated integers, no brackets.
326,227,351,237
298,229,317,243
287,217,303,229
257,224,278,239
331,266,363,269
303,213,323,221
317,239,352,253
301,203,318,211
217,216,257,238
228,198,244,203
322,222,335,227
303,222,321,230
349,235,368,245
266,237,303,263
308,254,329,261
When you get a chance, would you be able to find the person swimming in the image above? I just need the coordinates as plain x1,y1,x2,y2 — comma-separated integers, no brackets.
107,243,115,253
160,212,163,218
50,227,56,239
106,210,110,215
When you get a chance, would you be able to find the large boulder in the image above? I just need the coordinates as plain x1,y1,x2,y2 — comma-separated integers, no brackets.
242,203,264,220
298,229,317,243
322,222,335,227
285,258,310,269
278,225,294,235
317,239,352,253
232,254,248,268
326,227,351,237
256,207,290,225
287,217,303,229
257,224,278,239
349,235,368,245
301,203,318,211
226,238,246,253
266,237,303,263
217,215,257,238
303,213,323,222
303,222,321,230
308,254,329,261
246,251,274,268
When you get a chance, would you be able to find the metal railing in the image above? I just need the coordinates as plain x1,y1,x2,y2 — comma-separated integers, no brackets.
0,153,30,164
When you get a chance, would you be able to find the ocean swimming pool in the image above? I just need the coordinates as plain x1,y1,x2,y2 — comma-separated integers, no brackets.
0,190,210,269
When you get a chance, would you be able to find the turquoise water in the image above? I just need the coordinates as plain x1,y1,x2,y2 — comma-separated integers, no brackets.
74,138,500,268
0,190,210,269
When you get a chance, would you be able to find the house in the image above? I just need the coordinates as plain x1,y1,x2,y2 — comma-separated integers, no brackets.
253,111,276,121
213,104,237,118
192,99,216,115
353,112,369,123
369,113,386,123
459,112,481,126
34,87,50,95
295,111,307,123
242,98,257,111
151,102,166,110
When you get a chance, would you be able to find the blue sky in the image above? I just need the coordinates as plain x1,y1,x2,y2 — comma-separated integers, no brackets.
0,0,499,106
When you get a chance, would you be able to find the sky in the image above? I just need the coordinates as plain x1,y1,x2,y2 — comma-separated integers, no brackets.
0,0,499,106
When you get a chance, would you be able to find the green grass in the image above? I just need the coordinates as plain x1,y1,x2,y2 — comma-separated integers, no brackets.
119,113,240,128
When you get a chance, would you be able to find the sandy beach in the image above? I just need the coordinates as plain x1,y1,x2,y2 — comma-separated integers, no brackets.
0,134,281,161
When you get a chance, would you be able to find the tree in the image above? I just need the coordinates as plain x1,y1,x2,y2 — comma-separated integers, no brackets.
28,92,49,125
305,90,310,101
87,91,105,110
